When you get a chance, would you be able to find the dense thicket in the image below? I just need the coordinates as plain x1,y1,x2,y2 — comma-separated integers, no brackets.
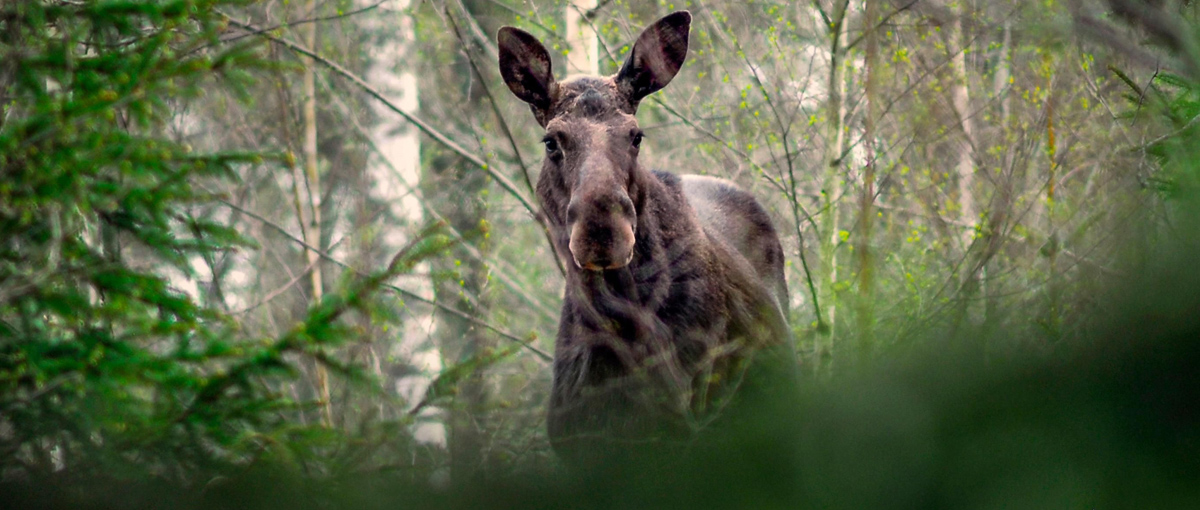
2,0,1200,505
0,0,453,483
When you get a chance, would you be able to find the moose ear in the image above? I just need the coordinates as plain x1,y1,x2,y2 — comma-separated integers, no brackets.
498,26,556,110
615,11,691,107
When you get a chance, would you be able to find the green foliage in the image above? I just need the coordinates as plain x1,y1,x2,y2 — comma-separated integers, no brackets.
1128,72,1200,200
0,0,448,483
5,232,1200,509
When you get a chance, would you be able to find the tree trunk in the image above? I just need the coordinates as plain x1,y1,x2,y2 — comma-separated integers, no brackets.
854,0,879,364
949,2,981,332
299,0,332,427
984,18,1012,328
360,0,427,424
952,5,977,252
425,0,502,485
566,0,599,75
1044,52,1061,341
819,0,851,373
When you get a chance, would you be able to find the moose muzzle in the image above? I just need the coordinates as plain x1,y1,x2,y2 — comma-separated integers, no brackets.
567,190,636,271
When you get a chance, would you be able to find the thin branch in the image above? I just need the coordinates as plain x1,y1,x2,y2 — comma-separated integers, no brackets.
844,0,919,52
233,256,319,314
219,199,553,363
447,0,499,62
444,7,566,277
583,0,613,21
313,69,561,322
181,230,443,425
480,0,562,38
218,12,543,225
812,0,831,27
1138,111,1200,151
214,0,394,47
445,9,532,194
722,14,824,326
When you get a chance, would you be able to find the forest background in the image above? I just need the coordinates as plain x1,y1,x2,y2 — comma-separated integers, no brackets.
4,0,1200,507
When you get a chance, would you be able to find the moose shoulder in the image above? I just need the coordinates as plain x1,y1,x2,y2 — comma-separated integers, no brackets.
498,11,797,466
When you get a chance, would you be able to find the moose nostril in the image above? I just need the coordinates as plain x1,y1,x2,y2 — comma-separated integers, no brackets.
617,194,635,217
566,201,580,224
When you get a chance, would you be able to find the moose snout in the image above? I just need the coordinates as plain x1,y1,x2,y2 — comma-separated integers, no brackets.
566,193,636,271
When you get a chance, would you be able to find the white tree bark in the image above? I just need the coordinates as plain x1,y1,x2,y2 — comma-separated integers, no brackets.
951,6,977,252
360,0,445,446
298,0,333,428
566,0,598,75
994,19,1011,124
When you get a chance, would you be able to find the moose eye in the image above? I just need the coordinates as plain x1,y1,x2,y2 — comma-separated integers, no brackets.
631,130,644,149
543,136,559,154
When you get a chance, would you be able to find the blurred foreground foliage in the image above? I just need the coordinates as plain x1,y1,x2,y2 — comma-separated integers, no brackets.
4,224,1200,509
2,0,1200,508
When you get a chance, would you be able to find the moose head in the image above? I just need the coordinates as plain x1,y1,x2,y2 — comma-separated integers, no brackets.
498,12,691,272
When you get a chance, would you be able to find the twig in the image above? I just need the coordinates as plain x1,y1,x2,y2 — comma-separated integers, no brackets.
444,7,566,277
180,231,441,425
844,0,919,52
217,12,543,225
312,69,561,321
583,0,613,20
218,199,553,362
447,0,499,62
726,19,824,327
479,0,562,38
217,0,394,46
233,256,320,314
1138,112,1200,151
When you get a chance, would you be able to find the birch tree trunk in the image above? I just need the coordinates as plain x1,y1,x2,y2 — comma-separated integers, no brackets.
299,0,332,427
819,0,851,372
952,6,977,251
949,2,981,331
566,0,598,75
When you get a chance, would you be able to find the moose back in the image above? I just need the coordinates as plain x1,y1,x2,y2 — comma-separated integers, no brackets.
498,11,797,466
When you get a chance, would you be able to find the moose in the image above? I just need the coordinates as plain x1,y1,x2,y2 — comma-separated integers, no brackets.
498,11,796,466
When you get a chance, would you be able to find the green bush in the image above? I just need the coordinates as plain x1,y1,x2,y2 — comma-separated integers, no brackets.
0,0,450,484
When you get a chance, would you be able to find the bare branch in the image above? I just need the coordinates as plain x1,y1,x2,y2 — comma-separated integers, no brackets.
215,0,394,47
218,199,554,363
218,12,543,226
444,7,567,277
844,0,919,52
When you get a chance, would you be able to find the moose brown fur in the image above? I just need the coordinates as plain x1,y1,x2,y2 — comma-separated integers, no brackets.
498,11,795,465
